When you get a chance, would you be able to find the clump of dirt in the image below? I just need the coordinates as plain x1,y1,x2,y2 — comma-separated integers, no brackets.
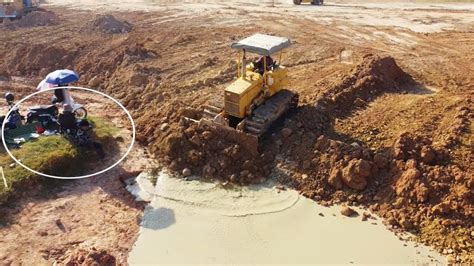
62,248,116,265
85,14,132,34
291,135,378,196
288,112,472,262
158,120,274,184
279,54,413,190
286,128,472,260
2,11,59,29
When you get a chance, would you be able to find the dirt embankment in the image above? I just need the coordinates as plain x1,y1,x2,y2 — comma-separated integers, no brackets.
1,10,59,30
282,56,473,262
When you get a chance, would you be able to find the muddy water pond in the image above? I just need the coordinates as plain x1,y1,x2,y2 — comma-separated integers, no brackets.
127,171,445,264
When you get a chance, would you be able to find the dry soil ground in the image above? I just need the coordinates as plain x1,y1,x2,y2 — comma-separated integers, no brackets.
0,82,148,263
0,0,472,264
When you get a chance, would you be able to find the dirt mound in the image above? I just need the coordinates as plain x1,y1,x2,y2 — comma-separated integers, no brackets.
158,121,273,184
2,11,59,29
85,14,132,34
4,44,75,76
318,54,411,116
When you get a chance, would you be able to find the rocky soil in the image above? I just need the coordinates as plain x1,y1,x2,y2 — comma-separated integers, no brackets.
0,1,472,263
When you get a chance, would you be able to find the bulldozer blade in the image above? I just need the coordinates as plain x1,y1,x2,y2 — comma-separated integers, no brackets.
198,119,260,157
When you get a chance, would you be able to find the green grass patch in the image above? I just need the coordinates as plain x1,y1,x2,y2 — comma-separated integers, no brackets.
0,136,82,202
88,116,122,141
0,117,123,205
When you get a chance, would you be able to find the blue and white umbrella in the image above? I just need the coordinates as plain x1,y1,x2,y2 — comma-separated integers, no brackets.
36,78,57,91
45,69,79,85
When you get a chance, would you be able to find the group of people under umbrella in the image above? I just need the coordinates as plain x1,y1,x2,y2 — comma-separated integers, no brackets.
2,69,104,157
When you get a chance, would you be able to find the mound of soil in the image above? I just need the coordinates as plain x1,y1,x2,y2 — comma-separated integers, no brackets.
4,43,76,76
2,11,59,29
288,112,472,261
318,53,412,116
85,14,132,34
159,121,273,184
63,248,116,265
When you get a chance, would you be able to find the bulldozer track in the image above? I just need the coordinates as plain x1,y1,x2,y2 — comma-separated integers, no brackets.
243,89,298,136
202,97,224,120
203,89,298,137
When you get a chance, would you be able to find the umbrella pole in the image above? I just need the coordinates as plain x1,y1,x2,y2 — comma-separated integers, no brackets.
1,166,7,189
63,89,74,107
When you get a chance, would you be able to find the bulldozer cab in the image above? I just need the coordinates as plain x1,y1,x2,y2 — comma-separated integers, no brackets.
227,34,291,118
231,33,290,80
198,34,298,156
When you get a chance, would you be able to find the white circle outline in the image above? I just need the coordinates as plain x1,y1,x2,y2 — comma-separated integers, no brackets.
1,86,136,180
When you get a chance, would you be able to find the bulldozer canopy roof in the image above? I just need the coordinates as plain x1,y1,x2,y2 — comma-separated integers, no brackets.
231,34,291,56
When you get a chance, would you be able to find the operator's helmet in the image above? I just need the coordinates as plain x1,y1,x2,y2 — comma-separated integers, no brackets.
5,92,14,102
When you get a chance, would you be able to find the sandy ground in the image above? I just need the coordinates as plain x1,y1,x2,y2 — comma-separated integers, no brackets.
127,171,445,264
0,145,152,264
45,0,474,32
0,0,472,264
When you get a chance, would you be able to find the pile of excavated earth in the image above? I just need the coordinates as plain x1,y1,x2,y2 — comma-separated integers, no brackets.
84,14,132,34
1,10,59,29
0,7,472,263
61,248,117,265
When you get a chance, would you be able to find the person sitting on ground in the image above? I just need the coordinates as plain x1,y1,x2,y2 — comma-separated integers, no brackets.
75,119,105,158
254,55,274,75
75,119,91,146
58,104,76,133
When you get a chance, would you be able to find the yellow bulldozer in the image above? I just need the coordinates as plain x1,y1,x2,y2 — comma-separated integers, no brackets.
293,0,324,5
0,0,39,21
197,34,299,155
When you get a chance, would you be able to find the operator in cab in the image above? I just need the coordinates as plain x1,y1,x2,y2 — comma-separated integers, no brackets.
254,55,274,75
